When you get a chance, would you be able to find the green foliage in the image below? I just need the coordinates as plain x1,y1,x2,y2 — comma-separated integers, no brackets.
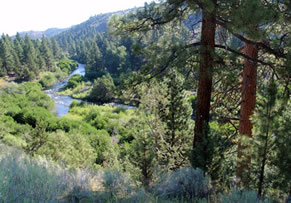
117,73,194,186
59,80,91,99
191,121,236,184
0,83,113,168
38,72,59,88
189,95,197,119
25,120,48,156
40,36,55,71
89,74,116,103
135,73,193,171
38,131,96,168
55,12,143,81
0,82,54,112
155,70,193,169
56,59,78,74
248,80,291,198
65,74,86,89
0,3,290,200
68,102,134,136
88,130,111,165
228,0,280,41
86,40,104,79
272,101,291,195
0,34,64,81
124,117,155,186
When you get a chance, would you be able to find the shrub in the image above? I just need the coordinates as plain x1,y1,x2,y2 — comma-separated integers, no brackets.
0,143,99,202
0,145,74,201
125,188,155,203
88,130,111,165
57,59,78,74
88,74,115,103
153,167,211,201
39,72,58,88
220,189,272,203
102,169,133,198
65,74,85,89
38,131,96,168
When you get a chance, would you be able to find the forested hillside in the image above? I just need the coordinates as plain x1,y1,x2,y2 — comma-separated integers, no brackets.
0,33,64,81
14,27,68,40
0,0,290,202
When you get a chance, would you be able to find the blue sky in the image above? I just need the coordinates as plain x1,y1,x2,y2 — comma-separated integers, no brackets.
0,0,153,35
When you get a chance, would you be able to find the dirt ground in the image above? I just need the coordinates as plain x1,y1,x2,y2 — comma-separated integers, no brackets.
0,78,8,87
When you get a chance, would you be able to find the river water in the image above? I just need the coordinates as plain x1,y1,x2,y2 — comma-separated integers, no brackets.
44,63,85,117
44,63,134,117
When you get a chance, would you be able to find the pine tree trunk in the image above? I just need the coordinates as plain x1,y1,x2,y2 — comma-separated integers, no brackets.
193,1,216,169
237,43,258,186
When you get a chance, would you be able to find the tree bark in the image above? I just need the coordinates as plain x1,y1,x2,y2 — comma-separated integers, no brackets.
237,43,258,186
193,1,216,169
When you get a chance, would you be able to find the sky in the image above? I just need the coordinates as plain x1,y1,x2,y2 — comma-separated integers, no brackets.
0,0,153,36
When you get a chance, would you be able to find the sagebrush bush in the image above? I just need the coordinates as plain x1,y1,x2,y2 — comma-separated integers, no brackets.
153,167,211,201
0,144,95,202
102,169,133,198
220,189,272,203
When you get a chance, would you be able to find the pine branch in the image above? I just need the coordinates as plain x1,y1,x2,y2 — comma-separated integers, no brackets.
216,19,287,59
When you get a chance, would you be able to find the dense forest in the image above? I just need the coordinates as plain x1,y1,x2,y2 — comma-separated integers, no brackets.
0,0,290,202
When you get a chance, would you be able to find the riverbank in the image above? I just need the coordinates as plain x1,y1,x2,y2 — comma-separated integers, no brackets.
44,63,85,117
39,59,78,89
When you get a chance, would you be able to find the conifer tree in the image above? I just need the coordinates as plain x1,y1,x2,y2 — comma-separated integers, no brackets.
23,35,38,74
218,0,287,186
0,56,3,76
51,37,62,60
136,73,193,171
237,43,258,186
252,80,278,197
40,36,54,71
0,36,15,74
112,0,217,171
157,70,193,170
127,118,155,186
14,39,24,65
86,40,104,79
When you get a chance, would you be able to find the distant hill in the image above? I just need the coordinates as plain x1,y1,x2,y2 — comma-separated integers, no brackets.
55,9,132,43
14,27,69,39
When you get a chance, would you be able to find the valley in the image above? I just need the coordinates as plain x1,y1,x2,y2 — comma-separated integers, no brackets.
0,1,290,202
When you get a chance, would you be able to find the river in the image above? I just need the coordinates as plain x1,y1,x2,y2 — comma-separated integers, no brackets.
44,63,85,117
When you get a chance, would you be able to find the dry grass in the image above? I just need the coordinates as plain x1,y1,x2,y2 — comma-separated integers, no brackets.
0,78,8,87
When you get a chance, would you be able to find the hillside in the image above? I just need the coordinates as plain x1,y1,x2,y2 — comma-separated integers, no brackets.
55,9,132,46
13,27,68,39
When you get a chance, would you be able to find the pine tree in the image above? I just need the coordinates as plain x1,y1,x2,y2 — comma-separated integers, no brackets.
157,70,193,170
86,40,104,79
0,56,3,76
127,118,155,186
137,72,193,171
0,36,14,75
237,43,258,186
51,37,62,60
14,39,24,65
112,0,217,171
23,35,38,74
40,36,55,71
